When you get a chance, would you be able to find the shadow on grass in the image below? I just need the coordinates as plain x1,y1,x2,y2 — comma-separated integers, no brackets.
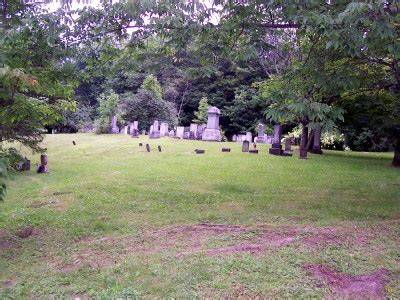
320,150,394,166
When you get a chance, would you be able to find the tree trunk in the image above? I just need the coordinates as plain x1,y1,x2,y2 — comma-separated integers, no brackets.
299,122,308,159
306,130,314,151
311,126,323,154
392,139,400,167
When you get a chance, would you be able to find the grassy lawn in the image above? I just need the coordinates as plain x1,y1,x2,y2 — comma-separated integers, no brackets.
1,133,399,298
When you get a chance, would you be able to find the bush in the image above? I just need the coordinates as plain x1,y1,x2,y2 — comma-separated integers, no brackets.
321,131,345,150
0,147,25,201
119,90,177,130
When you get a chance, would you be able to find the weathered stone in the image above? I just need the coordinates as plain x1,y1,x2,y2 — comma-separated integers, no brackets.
255,123,268,143
284,137,292,152
169,129,175,137
160,122,168,137
110,115,119,134
158,145,162,152
249,149,258,154
242,141,250,152
202,106,222,141
195,149,205,154
196,124,205,140
176,126,184,139
269,124,283,156
189,123,198,139
232,134,237,142
222,148,231,152
246,132,253,143
146,144,151,152
149,121,160,139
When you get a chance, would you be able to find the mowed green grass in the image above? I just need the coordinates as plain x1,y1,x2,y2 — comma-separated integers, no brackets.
0,133,399,298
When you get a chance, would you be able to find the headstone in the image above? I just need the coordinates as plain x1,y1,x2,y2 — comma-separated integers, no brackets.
284,137,292,152
146,144,151,152
189,123,198,139
169,130,175,137
249,149,258,154
269,124,283,156
183,131,190,139
123,126,129,135
130,121,139,138
160,123,168,137
158,145,162,152
242,141,249,152
222,148,231,152
72,141,76,145
196,124,205,140
255,124,267,143
149,121,160,139
176,126,184,139
311,127,323,154
111,115,119,134
139,143,143,146
37,154,49,173
232,135,237,142
246,132,252,142
202,107,222,141
194,149,205,154
142,130,146,135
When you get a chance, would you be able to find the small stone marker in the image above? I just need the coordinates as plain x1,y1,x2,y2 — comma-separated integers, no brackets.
253,143,257,149
242,141,250,152
158,145,162,152
37,154,49,173
139,143,143,146
23,158,31,171
146,144,150,152
284,137,292,152
72,141,76,145
221,148,231,152
195,149,205,154
249,149,259,154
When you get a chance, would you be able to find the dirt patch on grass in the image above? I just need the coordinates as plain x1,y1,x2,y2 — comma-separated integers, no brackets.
305,264,389,299
56,222,397,272
30,199,64,210
57,249,118,273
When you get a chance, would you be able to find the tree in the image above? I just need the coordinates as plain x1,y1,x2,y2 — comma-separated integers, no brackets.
193,97,209,123
141,74,163,101
95,91,119,134
119,90,177,130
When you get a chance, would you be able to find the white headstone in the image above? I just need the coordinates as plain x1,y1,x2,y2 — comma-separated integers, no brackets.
176,126,184,139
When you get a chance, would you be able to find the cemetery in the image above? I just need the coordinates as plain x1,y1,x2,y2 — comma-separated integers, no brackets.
1,0,399,298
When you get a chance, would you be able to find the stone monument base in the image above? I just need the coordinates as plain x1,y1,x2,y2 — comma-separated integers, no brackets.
111,127,119,134
269,147,283,155
255,137,267,143
149,133,160,139
202,129,222,141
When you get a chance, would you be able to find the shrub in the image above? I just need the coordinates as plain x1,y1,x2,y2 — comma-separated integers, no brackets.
0,147,25,201
321,131,345,150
